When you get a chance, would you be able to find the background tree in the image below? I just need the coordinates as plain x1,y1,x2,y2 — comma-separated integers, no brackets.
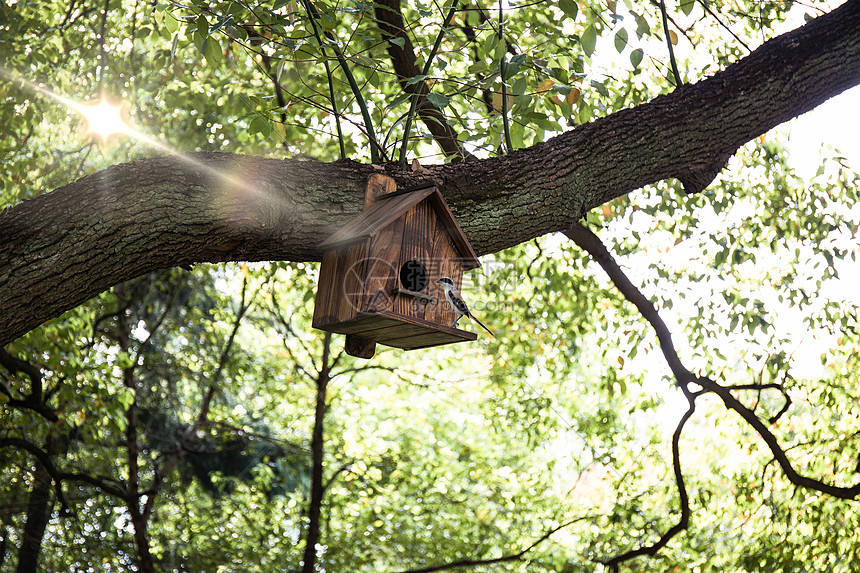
2,0,860,571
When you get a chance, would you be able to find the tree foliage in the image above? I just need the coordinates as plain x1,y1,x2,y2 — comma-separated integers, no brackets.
2,0,860,571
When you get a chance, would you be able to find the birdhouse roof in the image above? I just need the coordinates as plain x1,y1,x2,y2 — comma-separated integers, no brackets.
320,185,480,270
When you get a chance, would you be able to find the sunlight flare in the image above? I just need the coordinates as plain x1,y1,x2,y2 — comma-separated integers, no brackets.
75,96,134,143
0,67,249,189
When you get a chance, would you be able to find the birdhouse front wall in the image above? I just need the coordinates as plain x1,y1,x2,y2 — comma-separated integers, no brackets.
391,197,465,325
313,199,468,332
425,214,465,325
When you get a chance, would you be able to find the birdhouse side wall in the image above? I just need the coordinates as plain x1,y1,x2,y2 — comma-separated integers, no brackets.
312,238,371,329
357,213,406,313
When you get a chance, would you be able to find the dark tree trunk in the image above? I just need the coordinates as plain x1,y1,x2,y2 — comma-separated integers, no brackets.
15,438,56,573
302,333,332,573
1,0,859,345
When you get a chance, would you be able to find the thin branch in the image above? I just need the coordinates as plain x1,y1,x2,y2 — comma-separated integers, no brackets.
696,0,752,52
696,375,860,499
658,0,683,86
374,0,471,160
302,0,383,163
321,460,352,494
96,0,110,92
567,222,860,505
565,222,696,569
399,0,461,163
0,348,43,401
0,349,58,422
156,277,253,483
391,517,591,573
194,276,251,427
284,14,347,159
718,381,792,424
603,397,695,571
0,437,127,504
301,331,333,573
499,0,513,153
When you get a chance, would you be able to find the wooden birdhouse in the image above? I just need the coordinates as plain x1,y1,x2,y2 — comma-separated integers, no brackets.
312,174,481,358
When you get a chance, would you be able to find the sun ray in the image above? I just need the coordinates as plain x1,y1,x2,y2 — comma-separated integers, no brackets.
0,67,248,189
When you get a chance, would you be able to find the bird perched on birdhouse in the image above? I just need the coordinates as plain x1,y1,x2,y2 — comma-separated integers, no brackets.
312,174,482,358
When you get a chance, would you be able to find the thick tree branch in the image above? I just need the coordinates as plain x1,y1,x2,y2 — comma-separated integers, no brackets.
567,220,860,569
696,375,860,499
2,1,860,345
565,223,694,385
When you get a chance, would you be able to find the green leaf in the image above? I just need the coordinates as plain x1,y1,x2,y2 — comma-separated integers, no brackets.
249,114,270,135
512,76,527,97
510,120,524,149
581,26,597,57
633,11,650,38
614,28,628,53
680,0,695,16
116,351,134,370
389,36,406,50
559,0,578,20
385,93,412,110
164,13,179,34
425,92,450,109
630,48,644,67
195,14,209,34
117,388,135,410
204,37,222,65
406,74,428,86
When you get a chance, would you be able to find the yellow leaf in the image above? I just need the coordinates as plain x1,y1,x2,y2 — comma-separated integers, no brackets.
566,86,581,106
602,204,612,218
273,122,286,142
608,0,616,12
492,92,514,111
536,78,555,94
668,30,678,45
617,355,625,367
550,95,563,106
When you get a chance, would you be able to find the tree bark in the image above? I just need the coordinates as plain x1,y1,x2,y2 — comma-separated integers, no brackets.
1,1,859,346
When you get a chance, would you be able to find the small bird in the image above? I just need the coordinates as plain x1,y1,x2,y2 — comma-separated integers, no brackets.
436,277,494,337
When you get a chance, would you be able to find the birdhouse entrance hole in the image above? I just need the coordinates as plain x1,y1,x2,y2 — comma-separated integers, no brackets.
399,260,428,292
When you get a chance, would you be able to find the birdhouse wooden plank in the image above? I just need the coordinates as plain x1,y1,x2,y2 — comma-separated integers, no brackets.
312,174,482,358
